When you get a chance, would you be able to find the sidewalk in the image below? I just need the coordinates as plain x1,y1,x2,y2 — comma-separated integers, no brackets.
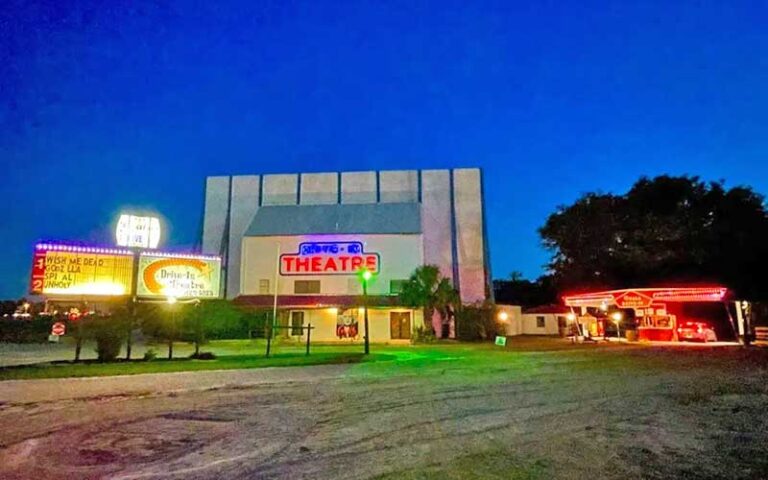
0,363,352,404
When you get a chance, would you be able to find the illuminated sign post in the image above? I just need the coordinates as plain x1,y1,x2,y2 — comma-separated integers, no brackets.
137,253,222,299
30,244,221,300
30,244,134,296
115,214,161,249
280,242,380,275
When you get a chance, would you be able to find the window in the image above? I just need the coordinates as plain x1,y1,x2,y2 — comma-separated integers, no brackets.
290,311,305,336
389,280,407,295
536,316,546,328
258,279,270,294
294,280,320,294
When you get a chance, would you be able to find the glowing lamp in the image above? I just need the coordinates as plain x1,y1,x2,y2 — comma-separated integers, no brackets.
362,270,373,281
611,311,623,322
566,312,576,321
328,307,339,315
167,296,178,305
116,214,161,249
498,311,509,321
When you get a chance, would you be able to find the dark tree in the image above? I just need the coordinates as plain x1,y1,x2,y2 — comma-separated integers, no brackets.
493,274,557,307
399,265,459,333
540,175,768,300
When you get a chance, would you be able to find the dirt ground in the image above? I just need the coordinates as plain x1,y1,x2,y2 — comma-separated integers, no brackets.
1,339,767,479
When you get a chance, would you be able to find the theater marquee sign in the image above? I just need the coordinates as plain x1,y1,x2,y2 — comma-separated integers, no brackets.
280,241,380,275
137,253,222,298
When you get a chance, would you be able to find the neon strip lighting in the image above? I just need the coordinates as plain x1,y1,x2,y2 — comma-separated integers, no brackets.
140,251,221,261
563,287,728,306
35,243,133,256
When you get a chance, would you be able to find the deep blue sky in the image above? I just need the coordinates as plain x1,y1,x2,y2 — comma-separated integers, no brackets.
2,0,767,298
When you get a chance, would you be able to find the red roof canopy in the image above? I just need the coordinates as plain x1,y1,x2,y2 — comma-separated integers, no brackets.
235,294,403,309
563,287,729,308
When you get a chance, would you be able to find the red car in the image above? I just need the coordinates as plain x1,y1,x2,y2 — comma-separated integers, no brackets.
677,321,717,342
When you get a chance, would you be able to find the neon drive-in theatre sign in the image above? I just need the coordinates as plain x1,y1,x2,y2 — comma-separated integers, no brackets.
280,241,379,276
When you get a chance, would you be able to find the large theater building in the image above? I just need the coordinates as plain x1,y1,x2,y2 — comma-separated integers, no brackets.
202,168,490,342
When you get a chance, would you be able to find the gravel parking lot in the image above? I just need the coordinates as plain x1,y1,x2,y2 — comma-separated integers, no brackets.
1,339,767,479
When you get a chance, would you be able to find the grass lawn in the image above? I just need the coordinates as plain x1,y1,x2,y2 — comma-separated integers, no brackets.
0,336,705,381
0,340,399,381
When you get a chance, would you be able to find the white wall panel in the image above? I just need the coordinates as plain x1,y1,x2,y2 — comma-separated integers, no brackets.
453,168,487,303
263,174,298,206
202,176,230,255
341,171,376,204
421,170,454,282
226,175,260,298
379,170,418,203
300,172,338,205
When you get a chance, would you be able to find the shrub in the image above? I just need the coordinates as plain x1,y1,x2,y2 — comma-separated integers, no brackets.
190,351,217,360
412,325,437,344
95,333,122,362
143,348,158,361
0,316,55,343
456,303,502,341
84,315,126,362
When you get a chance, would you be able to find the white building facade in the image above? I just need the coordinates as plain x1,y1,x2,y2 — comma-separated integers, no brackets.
202,168,490,342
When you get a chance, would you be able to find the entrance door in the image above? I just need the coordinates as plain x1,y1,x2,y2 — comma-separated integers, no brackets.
390,312,411,340
290,311,305,336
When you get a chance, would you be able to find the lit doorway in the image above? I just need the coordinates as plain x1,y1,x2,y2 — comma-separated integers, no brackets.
290,311,305,336
390,311,411,340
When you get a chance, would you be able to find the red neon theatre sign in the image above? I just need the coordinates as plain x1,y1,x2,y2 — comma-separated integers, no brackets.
280,241,380,275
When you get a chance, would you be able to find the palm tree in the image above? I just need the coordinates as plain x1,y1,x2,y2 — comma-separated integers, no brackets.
399,265,459,335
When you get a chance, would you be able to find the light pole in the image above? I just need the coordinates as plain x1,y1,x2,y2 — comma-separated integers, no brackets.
360,269,373,355
167,296,177,359
611,311,623,340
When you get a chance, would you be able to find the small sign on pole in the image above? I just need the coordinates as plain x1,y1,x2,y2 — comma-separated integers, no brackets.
51,322,66,336
495,335,507,347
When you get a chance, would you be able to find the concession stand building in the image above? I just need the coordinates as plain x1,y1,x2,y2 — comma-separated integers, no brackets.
202,168,491,342
562,287,744,342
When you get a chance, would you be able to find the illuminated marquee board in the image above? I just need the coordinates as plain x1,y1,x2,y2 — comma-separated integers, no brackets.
280,241,380,276
137,253,222,298
30,244,134,296
115,214,161,249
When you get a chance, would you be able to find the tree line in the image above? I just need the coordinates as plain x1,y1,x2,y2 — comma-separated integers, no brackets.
496,175,768,305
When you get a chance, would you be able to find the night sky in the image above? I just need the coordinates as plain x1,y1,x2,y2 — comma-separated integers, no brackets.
2,1,767,299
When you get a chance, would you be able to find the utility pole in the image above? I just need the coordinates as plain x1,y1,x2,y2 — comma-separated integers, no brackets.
361,269,372,355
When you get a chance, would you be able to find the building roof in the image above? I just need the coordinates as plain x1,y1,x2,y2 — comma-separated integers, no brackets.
562,287,729,307
244,202,422,236
523,304,572,314
234,294,404,308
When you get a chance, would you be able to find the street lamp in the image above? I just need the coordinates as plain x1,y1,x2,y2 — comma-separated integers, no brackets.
167,296,177,359
359,268,373,355
611,311,623,340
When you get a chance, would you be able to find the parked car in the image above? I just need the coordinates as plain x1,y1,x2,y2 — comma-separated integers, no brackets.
677,321,717,342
